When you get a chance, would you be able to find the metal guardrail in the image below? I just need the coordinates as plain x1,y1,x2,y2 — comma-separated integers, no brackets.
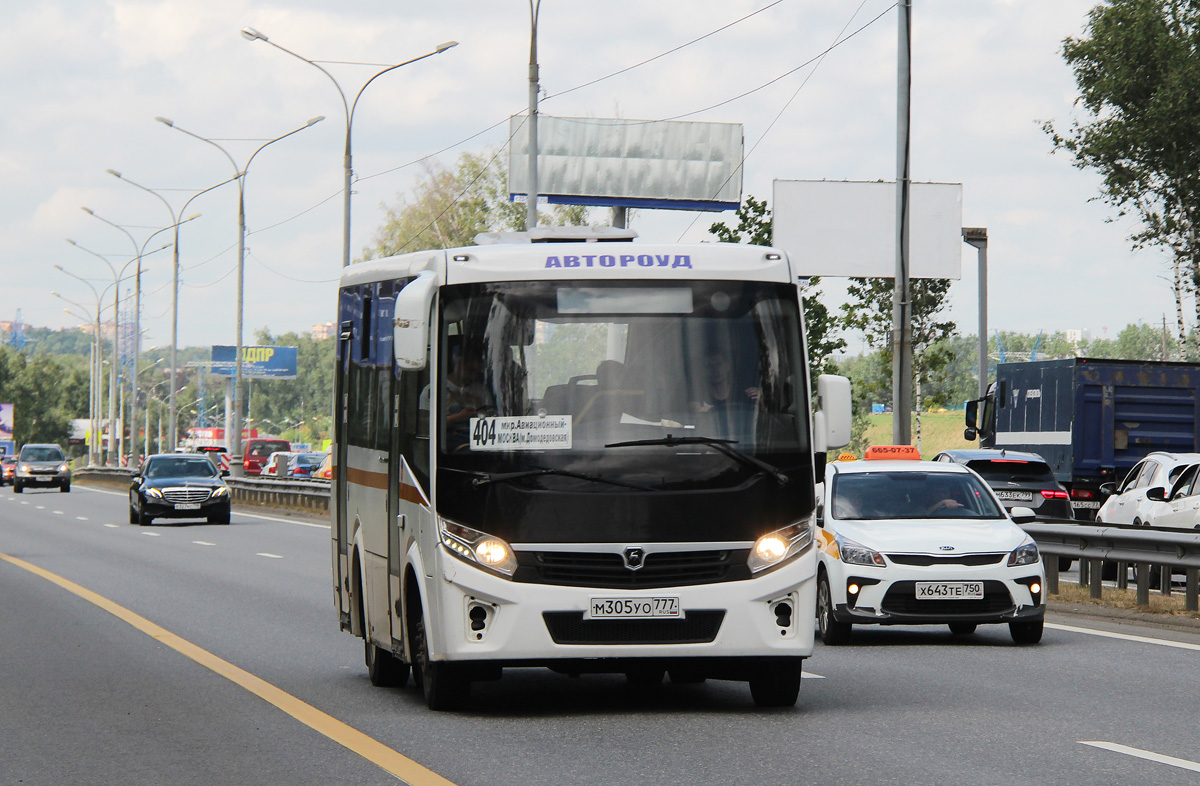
74,467,331,516
1021,519,1200,611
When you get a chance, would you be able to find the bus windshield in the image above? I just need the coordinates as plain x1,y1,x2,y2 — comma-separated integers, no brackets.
435,279,814,542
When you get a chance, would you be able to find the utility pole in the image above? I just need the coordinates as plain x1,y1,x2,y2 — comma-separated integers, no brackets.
892,0,914,445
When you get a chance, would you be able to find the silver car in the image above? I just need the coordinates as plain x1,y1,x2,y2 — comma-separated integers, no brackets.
13,443,71,493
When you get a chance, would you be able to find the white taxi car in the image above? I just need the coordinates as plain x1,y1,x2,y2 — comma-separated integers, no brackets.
816,446,1045,645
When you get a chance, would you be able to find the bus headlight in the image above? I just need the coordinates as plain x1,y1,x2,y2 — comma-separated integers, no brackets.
439,518,518,578
748,518,813,574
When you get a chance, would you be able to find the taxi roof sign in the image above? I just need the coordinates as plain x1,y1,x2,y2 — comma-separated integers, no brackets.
864,445,921,460
835,452,858,462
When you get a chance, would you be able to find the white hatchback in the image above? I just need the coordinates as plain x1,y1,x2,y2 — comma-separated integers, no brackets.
816,449,1046,646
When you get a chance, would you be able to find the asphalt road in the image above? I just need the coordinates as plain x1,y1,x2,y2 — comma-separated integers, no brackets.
2,482,1199,786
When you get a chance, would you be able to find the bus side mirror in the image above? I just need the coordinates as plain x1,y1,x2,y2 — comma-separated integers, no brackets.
814,374,852,452
393,271,438,370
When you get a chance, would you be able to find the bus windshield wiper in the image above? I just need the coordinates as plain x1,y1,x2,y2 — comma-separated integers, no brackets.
469,467,654,491
604,436,790,486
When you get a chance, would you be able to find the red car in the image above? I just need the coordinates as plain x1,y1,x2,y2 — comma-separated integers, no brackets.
1,456,14,486
243,439,291,476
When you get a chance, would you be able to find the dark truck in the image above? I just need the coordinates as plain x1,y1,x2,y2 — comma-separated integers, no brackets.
964,358,1200,520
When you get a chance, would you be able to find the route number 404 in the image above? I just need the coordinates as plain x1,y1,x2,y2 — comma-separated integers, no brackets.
472,418,497,447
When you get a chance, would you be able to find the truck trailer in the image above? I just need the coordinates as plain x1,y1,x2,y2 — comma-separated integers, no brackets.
964,358,1200,520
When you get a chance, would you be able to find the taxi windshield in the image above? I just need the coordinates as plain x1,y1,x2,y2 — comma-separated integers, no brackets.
832,471,1005,520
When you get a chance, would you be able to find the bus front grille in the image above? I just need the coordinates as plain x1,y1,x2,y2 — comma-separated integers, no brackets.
542,610,725,645
515,549,751,589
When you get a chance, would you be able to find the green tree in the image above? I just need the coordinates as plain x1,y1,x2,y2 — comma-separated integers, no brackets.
839,277,957,450
246,329,335,446
364,150,592,259
1045,0,1200,352
0,347,81,449
707,195,846,384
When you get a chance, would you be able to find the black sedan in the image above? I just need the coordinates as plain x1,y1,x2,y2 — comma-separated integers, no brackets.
129,454,231,526
933,448,1074,520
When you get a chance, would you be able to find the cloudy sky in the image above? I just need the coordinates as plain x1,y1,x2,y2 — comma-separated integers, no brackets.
1,1,1167,354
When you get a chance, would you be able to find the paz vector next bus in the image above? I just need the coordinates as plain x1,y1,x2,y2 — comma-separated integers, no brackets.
331,227,851,709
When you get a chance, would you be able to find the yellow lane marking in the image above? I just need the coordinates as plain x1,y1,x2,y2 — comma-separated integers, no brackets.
0,551,457,786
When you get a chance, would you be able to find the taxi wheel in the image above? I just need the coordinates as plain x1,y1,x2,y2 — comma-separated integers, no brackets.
1009,619,1043,645
948,622,977,635
817,574,851,645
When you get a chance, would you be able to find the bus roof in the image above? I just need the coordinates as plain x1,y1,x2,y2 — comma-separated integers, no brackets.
339,239,796,288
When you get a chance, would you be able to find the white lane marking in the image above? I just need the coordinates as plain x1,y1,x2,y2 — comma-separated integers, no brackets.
53,511,63,515
257,553,283,559
1080,741,1200,773
193,541,216,546
1047,622,1200,652
78,486,330,529
141,532,161,538
76,516,88,521
801,671,824,679
35,506,44,510
104,524,119,528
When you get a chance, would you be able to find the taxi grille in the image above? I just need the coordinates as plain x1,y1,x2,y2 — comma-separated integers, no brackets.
886,553,1006,567
881,580,1013,616
542,610,725,645
515,550,750,589
161,488,212,504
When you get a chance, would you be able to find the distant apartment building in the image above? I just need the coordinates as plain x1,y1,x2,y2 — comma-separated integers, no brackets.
312,321,335,340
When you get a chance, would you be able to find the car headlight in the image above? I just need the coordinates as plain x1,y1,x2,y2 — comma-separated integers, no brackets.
58,463,70,472
439,518,517,577
835,535,886,567
19,464,30,473
748,518,813,574
211,486,229,497
1008,540,1039,567
147,488,164,499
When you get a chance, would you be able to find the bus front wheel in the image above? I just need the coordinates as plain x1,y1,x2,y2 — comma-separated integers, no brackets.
748,659,803,708
411,613,469,711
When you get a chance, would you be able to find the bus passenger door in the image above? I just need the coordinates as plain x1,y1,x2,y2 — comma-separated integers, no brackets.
334,315,353,631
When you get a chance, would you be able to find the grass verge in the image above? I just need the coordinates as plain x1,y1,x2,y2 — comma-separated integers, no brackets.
1050,581,1200,620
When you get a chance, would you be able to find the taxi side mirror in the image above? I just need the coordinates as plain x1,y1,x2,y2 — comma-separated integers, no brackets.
1009,506,1036,523
1145,486,1167,502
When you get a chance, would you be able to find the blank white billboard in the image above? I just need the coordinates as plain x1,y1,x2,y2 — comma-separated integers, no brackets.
772,180,963,279
509,116,743,211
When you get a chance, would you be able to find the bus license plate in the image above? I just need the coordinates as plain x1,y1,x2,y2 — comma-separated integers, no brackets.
915,582,983,600
587,597,682,619
175,503,201,510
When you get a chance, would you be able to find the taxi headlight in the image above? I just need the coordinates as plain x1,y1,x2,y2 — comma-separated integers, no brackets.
439,518,517,577
1008,540,1039,567
748,518,813,574
147,488,164,499
836,535,886,567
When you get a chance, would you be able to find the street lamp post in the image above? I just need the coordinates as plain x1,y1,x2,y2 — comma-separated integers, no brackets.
78,210,196,465
64,238,135,466
53,295,103,465
526,0,542,232
240,27,458,268
156,115,324,475
106,169,238,452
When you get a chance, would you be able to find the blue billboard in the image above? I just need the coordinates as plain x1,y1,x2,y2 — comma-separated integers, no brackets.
210,346,298,379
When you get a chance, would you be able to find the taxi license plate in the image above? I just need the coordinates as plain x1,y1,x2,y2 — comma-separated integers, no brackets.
586,597,682,619
174,503,201,511
915,582,983,600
